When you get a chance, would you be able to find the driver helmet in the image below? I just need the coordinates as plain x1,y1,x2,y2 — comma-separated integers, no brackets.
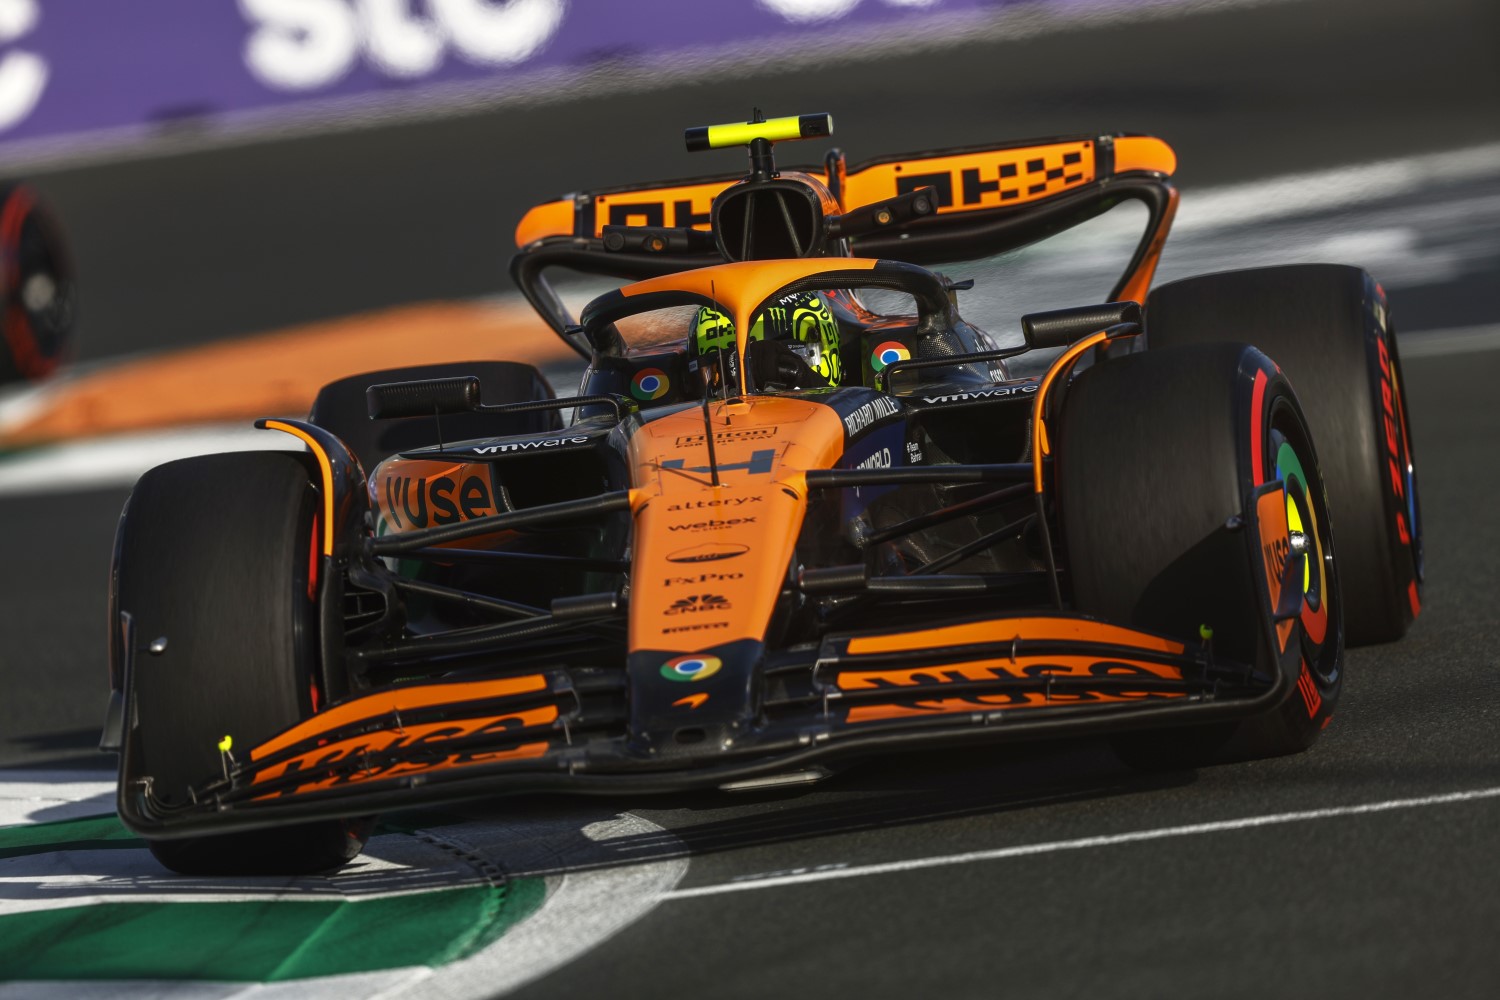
692,291,843,385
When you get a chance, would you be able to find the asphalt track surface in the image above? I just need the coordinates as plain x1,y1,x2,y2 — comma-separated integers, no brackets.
2,0,1499,995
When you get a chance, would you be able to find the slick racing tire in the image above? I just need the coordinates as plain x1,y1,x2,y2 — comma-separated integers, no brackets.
309,360,560,474
0,184,75,385
1146,264,1421,644
1057,342,1344,766
115,451,371,875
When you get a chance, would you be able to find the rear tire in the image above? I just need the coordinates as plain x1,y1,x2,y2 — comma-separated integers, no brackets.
0,184,75,385
1147,264,1421,644
116,451,370,875
1057,343,1343,767
309,360,560,474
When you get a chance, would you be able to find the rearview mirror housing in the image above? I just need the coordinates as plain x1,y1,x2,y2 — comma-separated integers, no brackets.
1021,301,1142,349
366,376,480,419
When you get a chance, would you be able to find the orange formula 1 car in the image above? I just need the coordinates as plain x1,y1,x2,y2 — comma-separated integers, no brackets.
102,114,1423,874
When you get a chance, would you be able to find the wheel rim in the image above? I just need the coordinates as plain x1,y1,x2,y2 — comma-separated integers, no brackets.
1272,435,1325,614
1267,396,1339,686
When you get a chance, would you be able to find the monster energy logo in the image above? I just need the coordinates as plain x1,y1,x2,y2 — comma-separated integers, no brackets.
756,298,841,383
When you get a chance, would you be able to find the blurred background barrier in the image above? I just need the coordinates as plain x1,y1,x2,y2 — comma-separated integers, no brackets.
0,0,1213,164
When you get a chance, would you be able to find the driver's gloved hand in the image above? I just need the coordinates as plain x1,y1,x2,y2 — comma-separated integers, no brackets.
746,339,830,390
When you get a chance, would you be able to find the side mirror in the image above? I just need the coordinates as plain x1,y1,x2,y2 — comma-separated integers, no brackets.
826,186,938,241
1021,301,1142,349
601,225,716,255
366,376,479,419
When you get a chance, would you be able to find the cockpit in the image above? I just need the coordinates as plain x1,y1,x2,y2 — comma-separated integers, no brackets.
571,257,1003,411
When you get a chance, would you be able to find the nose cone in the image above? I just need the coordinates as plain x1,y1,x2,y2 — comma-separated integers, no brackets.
620,396,847,760
626,640,764,757
625,397,846,654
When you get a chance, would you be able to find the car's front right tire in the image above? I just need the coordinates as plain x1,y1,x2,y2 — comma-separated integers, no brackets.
114,451,369,875
1057,342,1343,767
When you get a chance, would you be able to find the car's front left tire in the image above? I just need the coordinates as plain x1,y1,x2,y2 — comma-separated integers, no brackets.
1057,342,1343,766
1146,264,1421,645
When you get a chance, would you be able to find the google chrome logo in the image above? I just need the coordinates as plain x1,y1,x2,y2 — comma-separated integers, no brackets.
660,655,723,682
870,341,911,373
632,368,670,400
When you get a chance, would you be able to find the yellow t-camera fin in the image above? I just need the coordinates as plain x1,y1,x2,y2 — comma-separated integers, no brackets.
685,113,833,152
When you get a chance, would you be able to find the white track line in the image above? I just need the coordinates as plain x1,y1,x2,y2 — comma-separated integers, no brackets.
0,770,116,827
660,786,1500,900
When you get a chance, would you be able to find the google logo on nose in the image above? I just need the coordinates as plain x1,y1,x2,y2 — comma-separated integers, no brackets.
660,655,723,682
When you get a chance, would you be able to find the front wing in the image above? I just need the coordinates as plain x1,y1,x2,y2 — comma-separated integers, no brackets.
118,603,1299,838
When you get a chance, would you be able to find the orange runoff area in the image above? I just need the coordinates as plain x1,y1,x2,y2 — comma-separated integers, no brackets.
0,300,575,447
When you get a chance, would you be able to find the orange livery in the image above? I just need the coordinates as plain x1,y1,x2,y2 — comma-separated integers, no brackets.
105,112,1421,875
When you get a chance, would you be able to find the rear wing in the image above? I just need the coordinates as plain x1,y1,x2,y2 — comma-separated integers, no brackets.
511,133,1179,351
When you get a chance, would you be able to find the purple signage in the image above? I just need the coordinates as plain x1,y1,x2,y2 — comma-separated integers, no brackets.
0,0,1017,159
